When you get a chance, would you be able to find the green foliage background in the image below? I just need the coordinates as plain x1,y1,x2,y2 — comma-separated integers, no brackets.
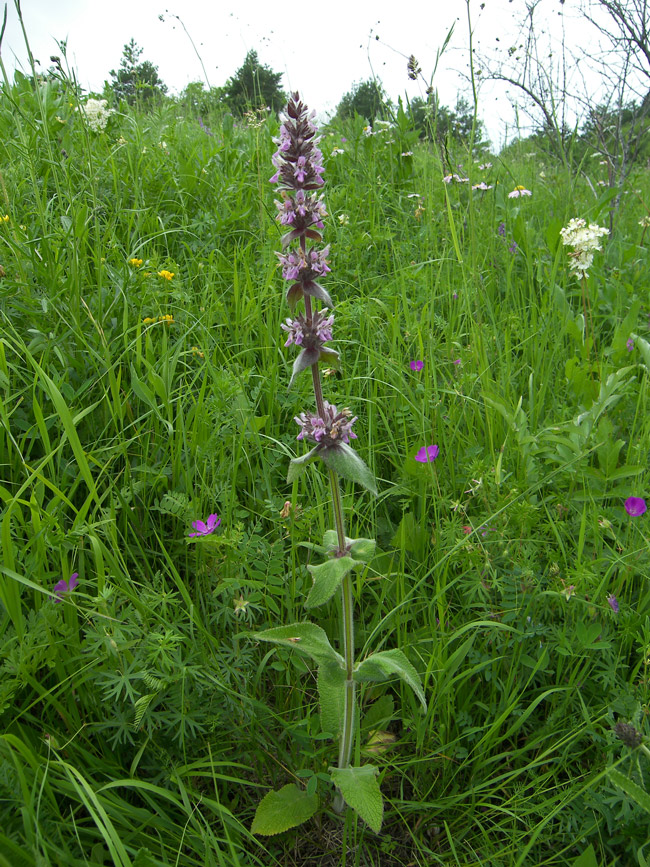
0,59,649,867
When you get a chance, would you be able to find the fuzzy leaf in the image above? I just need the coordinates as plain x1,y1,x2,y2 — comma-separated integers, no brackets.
608,768,650,815
322,531,376,563
320,443,377,495
305,556,357,608
304,280,333,308
251,784,318,835
287,446,320,483
349,537,376,562
289,348,320,388
354,649,427,711
318,347,340,368
253,622,343,667
329,765,383,833
318,661,347,737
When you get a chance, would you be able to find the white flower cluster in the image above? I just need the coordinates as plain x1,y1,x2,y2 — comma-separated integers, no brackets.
639,215,650,228
559,218,609,278
79,98,113,133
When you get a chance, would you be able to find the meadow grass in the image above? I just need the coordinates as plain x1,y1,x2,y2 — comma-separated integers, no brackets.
0,66,649,867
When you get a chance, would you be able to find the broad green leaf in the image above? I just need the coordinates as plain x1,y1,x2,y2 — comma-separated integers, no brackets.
608,768,650,815
253,623,343,667
287,446,319,483
330,765,383,833
569,844,598,867
349,537,376,562
251,784,318,835
320,443,377,495
305,556,356,608
354,649,427,712
318,661,346,737
322,531,376,563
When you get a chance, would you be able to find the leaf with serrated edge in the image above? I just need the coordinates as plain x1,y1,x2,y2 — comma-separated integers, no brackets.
253,622,343,666
251,784,318,835
305,556,356,608
354,649,427,711
318,661,346,737
330,765,383,833
320,443,378,495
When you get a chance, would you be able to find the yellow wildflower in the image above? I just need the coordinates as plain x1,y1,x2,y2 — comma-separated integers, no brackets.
159,314,174,325
191,346,204,358
158,270,174,280
129,257,143,267
1,215,9,223
143,317,156,324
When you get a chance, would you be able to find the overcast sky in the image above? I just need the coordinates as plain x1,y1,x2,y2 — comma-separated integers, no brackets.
0,0,595,147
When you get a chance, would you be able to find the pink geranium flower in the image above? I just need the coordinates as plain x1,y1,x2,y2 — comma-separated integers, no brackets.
189,514,221,537
624,497,646,517
415,445,439,463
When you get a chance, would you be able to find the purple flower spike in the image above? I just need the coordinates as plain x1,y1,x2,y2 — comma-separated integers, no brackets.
53,572,79,603
410,360,424,371
415,445,440,463
189,513,221,537
607,594,619,613
624,497,647,517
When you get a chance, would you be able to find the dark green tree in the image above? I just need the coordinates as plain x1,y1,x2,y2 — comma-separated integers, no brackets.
408,93,485,148
109,39,168,106
336,79,390,124
224,50,285,115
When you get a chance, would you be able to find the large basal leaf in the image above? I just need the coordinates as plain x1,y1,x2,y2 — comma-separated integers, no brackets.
253,622,343,667
251,784,318,835
320,443,378,495
317,661,347,738
354,649,427,711
329,765,383,833
305,556,357,608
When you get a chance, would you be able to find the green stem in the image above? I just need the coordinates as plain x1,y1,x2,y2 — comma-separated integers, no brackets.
329,468,356,813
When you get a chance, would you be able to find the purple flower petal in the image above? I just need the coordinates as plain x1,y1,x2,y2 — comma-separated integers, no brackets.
607,594,619,613
410,360,424,371
53,572,79,602
415,444,440,463
624,497,647,517
189,514,221,537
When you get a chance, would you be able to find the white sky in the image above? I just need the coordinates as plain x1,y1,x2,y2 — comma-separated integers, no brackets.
0,0,604,148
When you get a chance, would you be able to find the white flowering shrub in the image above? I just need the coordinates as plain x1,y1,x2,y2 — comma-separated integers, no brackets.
559,217,609,278
78,98,113,133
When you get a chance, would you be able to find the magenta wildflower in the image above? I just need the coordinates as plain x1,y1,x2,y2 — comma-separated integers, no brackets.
410,360,424,371
624,497,647,516
189,513,221,537
415,444,439,463
626,337,634,352
295,402,357,446
453,359,462,366
53,572,79,603
607,594,619,613
509,241,518,254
